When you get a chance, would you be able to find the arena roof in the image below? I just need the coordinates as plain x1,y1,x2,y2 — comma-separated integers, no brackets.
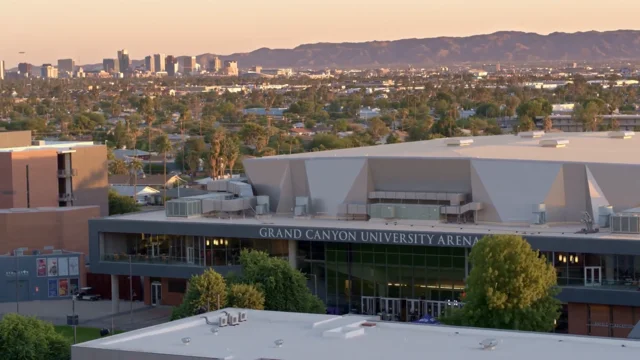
72,309,640,360
259,132,640,165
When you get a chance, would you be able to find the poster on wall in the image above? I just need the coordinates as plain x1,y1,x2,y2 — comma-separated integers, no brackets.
58,257,69,276
48,279,58,297
70,279,79,294
47,258,58,277
58,279,69,297
68,257,79,276
36,258,47,277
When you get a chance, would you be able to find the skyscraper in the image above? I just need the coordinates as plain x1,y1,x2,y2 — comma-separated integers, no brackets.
165,56,177,76
41,64,58,79
223,60,239,76
103,58,119,73
208,56,222,73
0,60,4,80
18,63,32,76
183,56,196,75
154,54,165,72
144,56,155,73
117,49,130,73
57,59,75,74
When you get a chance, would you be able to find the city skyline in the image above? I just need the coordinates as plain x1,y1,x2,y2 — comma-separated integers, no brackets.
1,0,639,66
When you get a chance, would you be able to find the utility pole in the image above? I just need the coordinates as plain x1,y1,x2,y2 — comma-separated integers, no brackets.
72,293,77,344
15,253,19,313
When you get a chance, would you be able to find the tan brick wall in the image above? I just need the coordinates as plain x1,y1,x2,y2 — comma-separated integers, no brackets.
72,146,109,216
10,150,59,208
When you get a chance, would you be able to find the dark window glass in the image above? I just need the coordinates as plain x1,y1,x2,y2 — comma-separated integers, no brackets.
168,279,187,293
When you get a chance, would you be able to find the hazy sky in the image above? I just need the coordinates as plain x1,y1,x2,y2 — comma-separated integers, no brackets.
1,0,639,67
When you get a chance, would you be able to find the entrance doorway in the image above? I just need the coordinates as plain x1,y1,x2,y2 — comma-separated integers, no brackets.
151,281,162,306
584,266,602,286
379,297,401,321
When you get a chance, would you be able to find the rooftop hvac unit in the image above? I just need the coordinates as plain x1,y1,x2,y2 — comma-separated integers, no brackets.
532,203,547,225
239,311,248,322
218,315,228,327
294,206,306,217
255,204,268,215
598,205,614,228
611,214,640,234
228,313,239,326
295,197,310,216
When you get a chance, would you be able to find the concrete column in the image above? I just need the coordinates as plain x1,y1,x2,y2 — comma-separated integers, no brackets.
605,255,615,283
111,275,120,314
288,240,298,269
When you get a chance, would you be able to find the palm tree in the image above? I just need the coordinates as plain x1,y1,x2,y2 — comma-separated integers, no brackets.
139,97,155,174
222,137,240,176
127,158,144,205
109,159,128,175
207,128,226,179
153,133,173,204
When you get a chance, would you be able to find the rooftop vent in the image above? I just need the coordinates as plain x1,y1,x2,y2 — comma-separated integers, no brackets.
519,131,545,138
608,131,635,139
480,338,499,350
539,139,569,148
445,138,473,147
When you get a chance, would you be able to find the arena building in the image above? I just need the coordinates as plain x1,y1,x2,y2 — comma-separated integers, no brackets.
90,131,640,338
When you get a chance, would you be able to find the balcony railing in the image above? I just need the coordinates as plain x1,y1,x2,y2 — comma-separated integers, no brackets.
57,169,78,177
59,193,76,202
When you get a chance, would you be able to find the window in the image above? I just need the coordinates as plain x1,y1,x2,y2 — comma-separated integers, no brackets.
167,279,187,293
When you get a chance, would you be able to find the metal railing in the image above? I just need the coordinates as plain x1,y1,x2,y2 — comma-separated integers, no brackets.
57,169,78,177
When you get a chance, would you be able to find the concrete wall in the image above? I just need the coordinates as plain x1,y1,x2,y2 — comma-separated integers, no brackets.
9,150,60,208
0,206,100,256
0,153,14,208
72,347,213,360
72,146,109,216
0,131,32,148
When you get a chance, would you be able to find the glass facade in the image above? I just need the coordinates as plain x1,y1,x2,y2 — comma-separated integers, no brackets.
100,233,288,266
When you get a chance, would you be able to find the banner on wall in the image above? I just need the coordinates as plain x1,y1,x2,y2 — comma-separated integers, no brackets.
58,258,69,276
36,258,47,277
47,258,58,277
68,257,79,276
48,279,58,297
58,279,69,297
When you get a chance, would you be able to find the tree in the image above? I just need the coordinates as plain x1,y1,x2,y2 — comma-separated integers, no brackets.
153,133,173,202
108,189,140,215
441,235,560,332
368,117,390,140
138,97,155,174
172,269,227,320
127,158,143,204
238,250,325,314
228,284,265,310
222,137,240,175
516,98,552,119
516,115,535,132
543,116,553,132
239,123,268,153
572,102,601,131
0,314,71,360
108,159,128,175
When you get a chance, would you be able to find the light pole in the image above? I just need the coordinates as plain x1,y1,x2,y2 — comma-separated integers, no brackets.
129,255,133,323
72,292,77,344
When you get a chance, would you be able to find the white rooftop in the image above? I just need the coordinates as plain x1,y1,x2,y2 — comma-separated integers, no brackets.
73,309,639,360
0,140,97,153
261,132,640,165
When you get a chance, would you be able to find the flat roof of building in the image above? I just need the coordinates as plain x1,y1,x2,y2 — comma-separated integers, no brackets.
73,309,639,360
0,140,99,153
102,210,640,242
251,132,640,165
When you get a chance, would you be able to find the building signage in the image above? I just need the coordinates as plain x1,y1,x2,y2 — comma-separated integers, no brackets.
590,322,635,329
257,227,482,247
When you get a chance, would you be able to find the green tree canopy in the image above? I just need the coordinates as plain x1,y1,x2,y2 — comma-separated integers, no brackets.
171,269,227,320
238,250,325,314
441,235,560,332
516,98,552,119
228,283,265,310
0,314,71,360
108,189,140,215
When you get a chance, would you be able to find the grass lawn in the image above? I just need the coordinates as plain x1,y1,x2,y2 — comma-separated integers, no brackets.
54,326,123,344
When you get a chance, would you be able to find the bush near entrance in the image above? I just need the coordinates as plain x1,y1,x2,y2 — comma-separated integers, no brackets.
0,314,71,360
440,234,561,332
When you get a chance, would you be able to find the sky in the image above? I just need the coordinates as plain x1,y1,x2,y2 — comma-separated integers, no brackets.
1,0,639,67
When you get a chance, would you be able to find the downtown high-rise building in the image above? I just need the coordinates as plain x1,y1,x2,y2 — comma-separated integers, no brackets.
223,60,239,76
208,56,222,73
165,56,177,76
57,58,75,74
117,49,130,73
18,63,32,76
182,56,196,75
41,64,58,79
154,54,165,73
144,56,155,73
0,60,4,80
103,58,119,73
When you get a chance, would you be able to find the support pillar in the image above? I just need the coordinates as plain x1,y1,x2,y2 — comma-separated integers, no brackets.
605,255,615,284
288,240,298,269
111,275,120,314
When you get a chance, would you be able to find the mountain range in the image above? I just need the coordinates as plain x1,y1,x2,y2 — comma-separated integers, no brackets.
24,30,640,72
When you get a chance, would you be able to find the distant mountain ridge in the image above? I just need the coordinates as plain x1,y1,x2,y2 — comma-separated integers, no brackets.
40,30,640,71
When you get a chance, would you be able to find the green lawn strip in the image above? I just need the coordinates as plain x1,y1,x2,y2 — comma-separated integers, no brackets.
54,326,123,343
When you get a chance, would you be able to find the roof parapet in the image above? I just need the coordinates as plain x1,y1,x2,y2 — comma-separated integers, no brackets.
608,131,635,139
539,139,569,148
